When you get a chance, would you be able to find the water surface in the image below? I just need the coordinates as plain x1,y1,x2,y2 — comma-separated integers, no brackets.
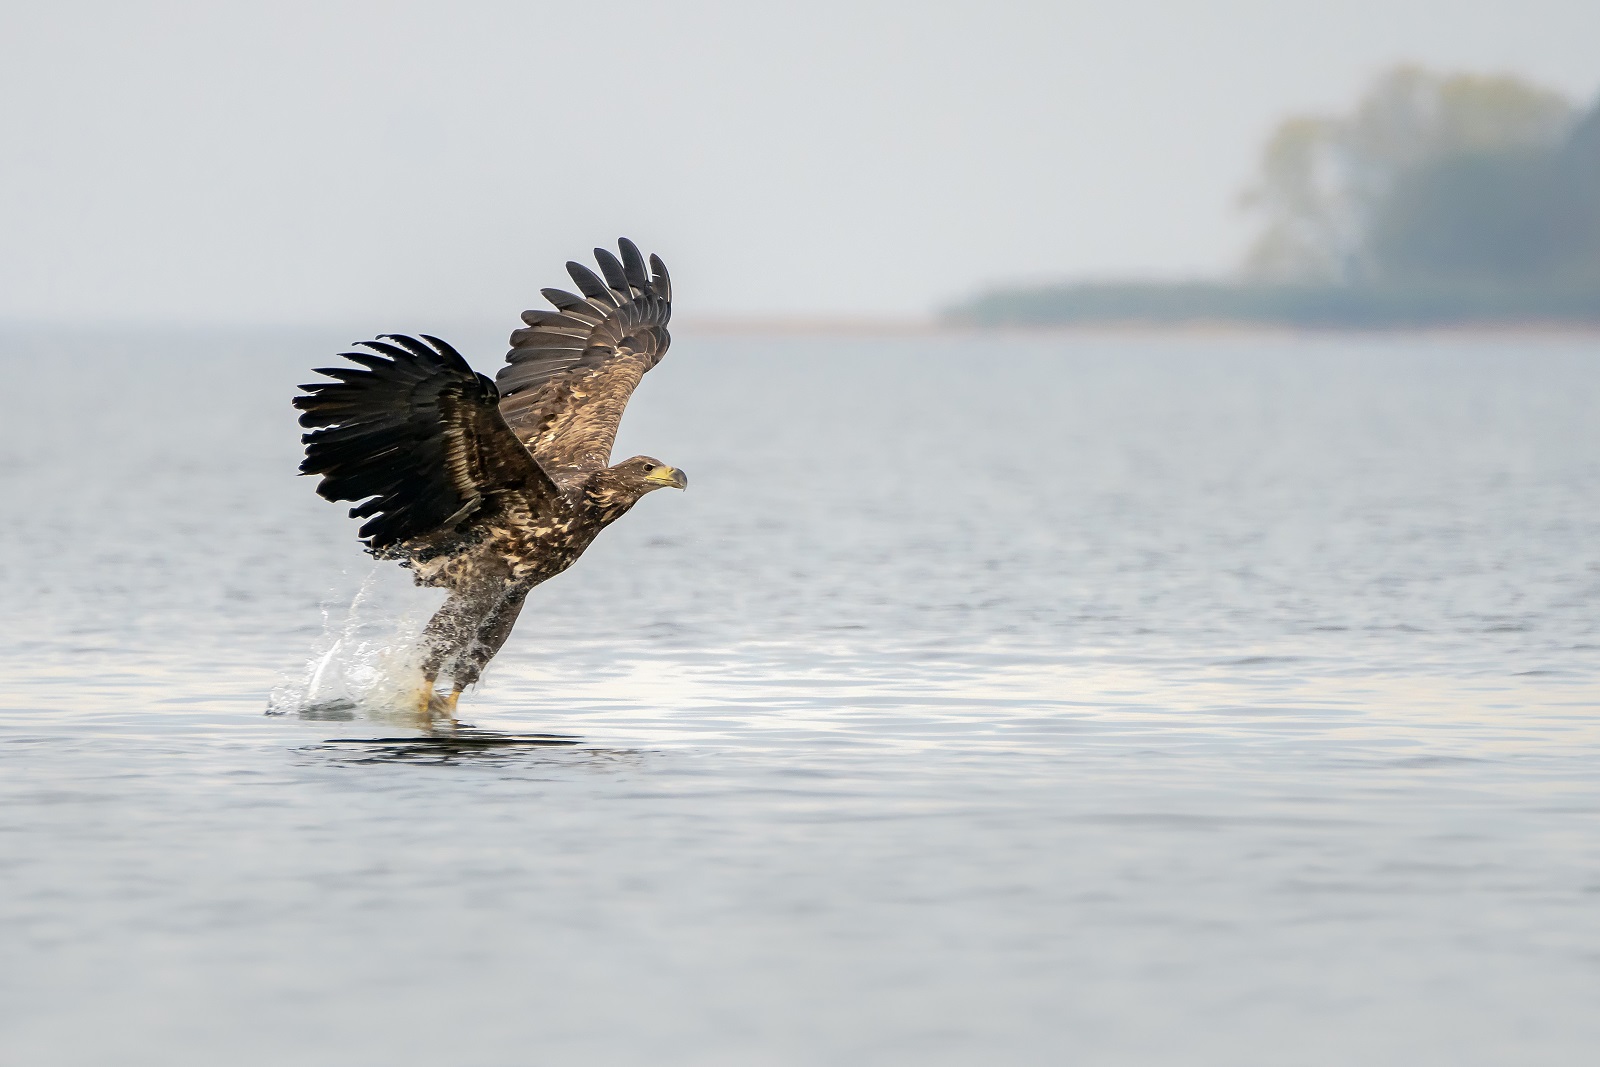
2,329,1598,1065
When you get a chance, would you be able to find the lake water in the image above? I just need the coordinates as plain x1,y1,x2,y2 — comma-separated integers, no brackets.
2,327,1598,1066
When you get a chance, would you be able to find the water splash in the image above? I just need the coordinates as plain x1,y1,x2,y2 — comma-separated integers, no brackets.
267,565,445,722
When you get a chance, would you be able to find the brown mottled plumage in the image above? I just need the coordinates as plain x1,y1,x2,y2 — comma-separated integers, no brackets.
294,239,685,715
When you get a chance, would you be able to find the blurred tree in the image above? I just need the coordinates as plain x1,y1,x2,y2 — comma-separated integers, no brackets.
1241,66,1579,286
1554,102,1600,287
1237,116,1357,282
952,68,1600,328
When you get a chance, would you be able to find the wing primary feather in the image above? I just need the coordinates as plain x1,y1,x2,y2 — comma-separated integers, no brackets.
510,325,589,345
542,288,605,320
520,309,593,330
509,331,588,352
592,247,630,296
355,339,430,365
416,334,475,375
372,334,440,362
337,350,403,372
566,262,618,306
649,254,672,303
619,239,649,294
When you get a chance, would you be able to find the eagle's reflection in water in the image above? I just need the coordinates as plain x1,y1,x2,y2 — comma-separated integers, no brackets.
301,731,618,767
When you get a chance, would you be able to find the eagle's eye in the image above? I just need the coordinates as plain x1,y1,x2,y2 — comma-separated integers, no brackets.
642,464,655,472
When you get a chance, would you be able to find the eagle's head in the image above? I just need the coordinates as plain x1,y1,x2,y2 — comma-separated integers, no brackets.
586,455,688,520
618,455,688,492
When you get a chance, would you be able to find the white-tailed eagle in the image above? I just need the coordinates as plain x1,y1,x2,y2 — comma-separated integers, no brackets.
294,238,684,717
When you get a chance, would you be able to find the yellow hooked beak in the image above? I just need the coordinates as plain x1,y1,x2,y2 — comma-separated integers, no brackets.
645,465,688,489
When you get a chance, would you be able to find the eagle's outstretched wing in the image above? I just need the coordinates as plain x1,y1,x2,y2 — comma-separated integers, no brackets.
496,238,672,487
295,334,559,551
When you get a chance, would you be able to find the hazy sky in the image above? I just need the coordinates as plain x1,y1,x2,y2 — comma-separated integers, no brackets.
2,1,1597,325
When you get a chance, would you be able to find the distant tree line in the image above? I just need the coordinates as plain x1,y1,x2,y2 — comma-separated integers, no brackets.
952,67,1600,327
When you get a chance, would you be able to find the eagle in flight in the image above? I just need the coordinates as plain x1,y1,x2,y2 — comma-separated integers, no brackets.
294,238,685,718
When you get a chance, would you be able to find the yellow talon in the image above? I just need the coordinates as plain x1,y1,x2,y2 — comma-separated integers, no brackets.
410,674,443,717
408,676,461,724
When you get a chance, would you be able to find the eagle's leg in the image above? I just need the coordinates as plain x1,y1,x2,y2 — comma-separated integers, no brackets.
414,589,495,719
446,585,531,696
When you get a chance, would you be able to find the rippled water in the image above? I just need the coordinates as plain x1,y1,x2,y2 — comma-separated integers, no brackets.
2,327,1598,1065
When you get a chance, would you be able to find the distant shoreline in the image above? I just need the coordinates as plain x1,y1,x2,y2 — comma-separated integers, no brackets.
675,316,1600,339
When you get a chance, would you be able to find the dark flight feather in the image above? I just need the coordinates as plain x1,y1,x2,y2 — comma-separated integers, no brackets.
649,254,671,303
295,334,557,550
541,288,604,320
565,262,618,306
593,247,631,296
619,239,649,295
508,330,589,352
519,309,592,330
